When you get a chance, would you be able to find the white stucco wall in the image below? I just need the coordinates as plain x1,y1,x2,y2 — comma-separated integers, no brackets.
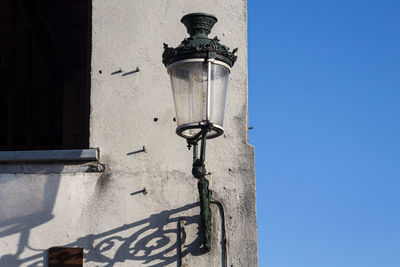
0,1,257,266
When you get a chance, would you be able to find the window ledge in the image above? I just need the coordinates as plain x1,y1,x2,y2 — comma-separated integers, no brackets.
0,149,104,174
0,149,98,163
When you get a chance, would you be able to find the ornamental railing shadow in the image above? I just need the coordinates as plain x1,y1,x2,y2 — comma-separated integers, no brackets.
14,203,206,267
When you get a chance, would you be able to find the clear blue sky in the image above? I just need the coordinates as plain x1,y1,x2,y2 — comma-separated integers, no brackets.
248,1,400,266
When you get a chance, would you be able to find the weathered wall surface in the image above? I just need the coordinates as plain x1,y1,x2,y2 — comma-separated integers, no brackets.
0,1,257,266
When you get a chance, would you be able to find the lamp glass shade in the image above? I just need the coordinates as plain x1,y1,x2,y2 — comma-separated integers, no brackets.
168,59,230,138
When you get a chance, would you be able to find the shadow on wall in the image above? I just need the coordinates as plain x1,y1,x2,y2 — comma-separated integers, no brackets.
0,203,207,267
0,165,62,267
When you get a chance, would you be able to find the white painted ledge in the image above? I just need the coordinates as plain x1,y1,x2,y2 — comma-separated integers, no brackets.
0,149,98,163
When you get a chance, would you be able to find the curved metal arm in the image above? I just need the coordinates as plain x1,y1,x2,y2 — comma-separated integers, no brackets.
191,128,207,178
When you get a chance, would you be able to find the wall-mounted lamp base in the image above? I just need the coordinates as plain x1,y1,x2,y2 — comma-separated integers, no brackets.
198,176,212,251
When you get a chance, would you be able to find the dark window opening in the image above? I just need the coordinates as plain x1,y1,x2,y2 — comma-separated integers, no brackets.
49,247,83,267
0,0,91,151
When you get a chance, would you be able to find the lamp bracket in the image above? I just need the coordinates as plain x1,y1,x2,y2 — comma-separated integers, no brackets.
187,122,212,251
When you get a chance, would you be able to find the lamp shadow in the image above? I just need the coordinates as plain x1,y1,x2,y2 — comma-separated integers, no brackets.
7,203,206,267
0,166,62,267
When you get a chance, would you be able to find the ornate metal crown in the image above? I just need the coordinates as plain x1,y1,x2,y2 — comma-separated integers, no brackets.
162,13,238,67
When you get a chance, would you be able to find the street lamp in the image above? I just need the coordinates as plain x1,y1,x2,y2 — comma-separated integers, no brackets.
162,13,237,251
